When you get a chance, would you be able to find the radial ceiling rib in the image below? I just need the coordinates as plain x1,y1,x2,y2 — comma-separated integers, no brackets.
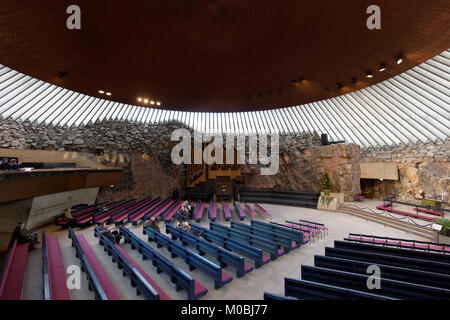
0,49,448,147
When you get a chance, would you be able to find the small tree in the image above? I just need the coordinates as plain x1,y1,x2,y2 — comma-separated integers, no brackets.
320,170,332,195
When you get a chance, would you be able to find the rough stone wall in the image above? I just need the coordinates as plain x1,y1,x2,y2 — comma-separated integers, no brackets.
360,139,449,203
0,117,362,202
0,118,186,203
242,136,361,201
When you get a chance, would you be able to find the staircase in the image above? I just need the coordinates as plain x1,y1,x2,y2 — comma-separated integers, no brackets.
338,205,437,241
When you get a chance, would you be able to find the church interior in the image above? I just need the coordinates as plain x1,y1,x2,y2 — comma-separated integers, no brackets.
0,1,449,302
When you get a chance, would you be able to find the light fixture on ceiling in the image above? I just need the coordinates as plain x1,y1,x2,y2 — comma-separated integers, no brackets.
150,100,155,105
143,99,149,104
156,102,161,106
106,92,111,96
99,90,105,94
137,97,142,102
366,71,373,78
396,54,403,64
379,63,387,72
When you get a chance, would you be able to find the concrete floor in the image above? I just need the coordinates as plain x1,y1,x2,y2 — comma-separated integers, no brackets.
21,203,431,300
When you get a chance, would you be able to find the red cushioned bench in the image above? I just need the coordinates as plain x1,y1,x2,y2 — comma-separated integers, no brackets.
93,200,138,224
110,198,154,225
114,245,170,300
245,204,258,218
413,207,444,216
254,204,271,217
0,239,29,300
222,201,232,221
146,199,174,219
194,201,206,222
76,234,121,300
162,200,183,221
209,201,217,221
128,198,162,225
45,235,70,300
376,206,439,221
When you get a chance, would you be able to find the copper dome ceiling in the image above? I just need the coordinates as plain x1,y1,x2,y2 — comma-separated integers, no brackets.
0,0,449,111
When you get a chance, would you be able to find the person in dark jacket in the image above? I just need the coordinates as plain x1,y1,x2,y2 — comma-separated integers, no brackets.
13,222,39,249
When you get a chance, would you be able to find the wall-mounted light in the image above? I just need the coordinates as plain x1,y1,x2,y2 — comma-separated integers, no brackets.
379,63,387,72
396,54,403,64
366,71,373,78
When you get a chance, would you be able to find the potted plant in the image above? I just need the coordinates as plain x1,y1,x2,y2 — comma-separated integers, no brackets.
320,170,332,196
436,218,450,236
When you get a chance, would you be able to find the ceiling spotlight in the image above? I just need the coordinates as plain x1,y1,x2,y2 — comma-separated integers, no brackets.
379,63,387,72
156,102,161,106
337,82,343,89
150,100,155,105
143,99,149,104
350,77,357,85
99,90,104,94
137,97,142,102
396,55,403,64
106,92,111,96
366,71,373,78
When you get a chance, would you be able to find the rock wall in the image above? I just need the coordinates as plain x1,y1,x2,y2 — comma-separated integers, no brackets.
242,136,361,201
360,139,449,203
0,118,186,203
0,117,363,203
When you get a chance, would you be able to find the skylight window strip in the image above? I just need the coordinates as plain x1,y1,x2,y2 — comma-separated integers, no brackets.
63,96,95,127
73,98,102,127
0,80,48,117
319,100,359,145
48,93,86,126
307,103,339,142
88,99,110,125
30,89,73,124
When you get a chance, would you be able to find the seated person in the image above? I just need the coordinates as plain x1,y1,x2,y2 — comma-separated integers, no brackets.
143,216,160,232
8,159,21,170
13,222,39,249
99,222,122,244
62,208,76,227
0,158,9,170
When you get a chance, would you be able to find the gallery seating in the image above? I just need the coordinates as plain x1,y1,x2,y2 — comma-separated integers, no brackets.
284,220,320,240
119,226,208,300
42,230,70,300
413,207,444,216
376,204,439,221
238,189,320,209
263,292,297,300
68,227,119,300
189,223,271,268
284,278,396,300
74,202,119,227
209,222,285,259
314,255,450,290
94,226,169,300
299,219,328,236
143,227,233,289
0,235,29,300
346,233,450,253
253,220,306,245
278,235,450,300
333,240,450,264
230,221,299,251
166,223,254,278
301,265,450,299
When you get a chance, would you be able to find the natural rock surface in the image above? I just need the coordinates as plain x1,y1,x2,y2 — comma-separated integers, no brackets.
360,139,449,203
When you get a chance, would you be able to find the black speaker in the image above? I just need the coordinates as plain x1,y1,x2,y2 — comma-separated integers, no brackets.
321,134,328,146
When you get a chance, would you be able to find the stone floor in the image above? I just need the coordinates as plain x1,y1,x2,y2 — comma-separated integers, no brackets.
21,203,431,300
